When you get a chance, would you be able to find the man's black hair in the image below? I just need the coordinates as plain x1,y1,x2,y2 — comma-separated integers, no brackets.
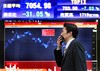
63,23,78,38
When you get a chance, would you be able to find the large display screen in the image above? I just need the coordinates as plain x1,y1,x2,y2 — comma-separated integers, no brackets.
1,0,100,19
4,21,98,71
5,28,92,61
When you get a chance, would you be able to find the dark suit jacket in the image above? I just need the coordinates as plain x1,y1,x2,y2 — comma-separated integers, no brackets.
54,40,87,71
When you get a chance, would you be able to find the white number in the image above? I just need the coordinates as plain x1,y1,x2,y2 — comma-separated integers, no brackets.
26,2,42,9
36,11,43,17
26,11,32,17
44,2,51,9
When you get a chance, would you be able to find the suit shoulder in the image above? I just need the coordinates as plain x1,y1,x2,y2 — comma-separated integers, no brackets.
72,40,80,45
72,40,83,46
72,40,85,51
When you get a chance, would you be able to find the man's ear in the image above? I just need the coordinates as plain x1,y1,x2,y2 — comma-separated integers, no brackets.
68,31,72,36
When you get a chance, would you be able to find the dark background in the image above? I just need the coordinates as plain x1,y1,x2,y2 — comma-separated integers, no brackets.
0,20,4,68
97,19,100,71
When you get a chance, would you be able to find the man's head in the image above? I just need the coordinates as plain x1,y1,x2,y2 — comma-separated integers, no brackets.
61,23,78,42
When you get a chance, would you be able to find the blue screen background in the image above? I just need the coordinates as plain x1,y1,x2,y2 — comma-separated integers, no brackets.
5,28,93,61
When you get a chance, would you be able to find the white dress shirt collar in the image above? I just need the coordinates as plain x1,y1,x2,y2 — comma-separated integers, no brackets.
65,38,75,49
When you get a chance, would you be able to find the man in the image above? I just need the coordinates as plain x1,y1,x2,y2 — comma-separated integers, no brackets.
54,23,87,71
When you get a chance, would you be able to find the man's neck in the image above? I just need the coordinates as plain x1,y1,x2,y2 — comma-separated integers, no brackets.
66,37,74,43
